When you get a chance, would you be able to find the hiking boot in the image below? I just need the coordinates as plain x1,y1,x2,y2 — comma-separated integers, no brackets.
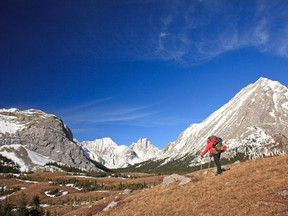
222,168,230,172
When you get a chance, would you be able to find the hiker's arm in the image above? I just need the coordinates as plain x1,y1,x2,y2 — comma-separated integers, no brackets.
201,144,209,157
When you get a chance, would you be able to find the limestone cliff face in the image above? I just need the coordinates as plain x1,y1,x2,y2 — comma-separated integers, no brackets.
0,109,99,171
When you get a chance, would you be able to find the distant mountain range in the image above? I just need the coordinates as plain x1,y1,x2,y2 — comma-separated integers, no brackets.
81,138,161,169
81,77,288,171
0,109,161,172
0,77,287,172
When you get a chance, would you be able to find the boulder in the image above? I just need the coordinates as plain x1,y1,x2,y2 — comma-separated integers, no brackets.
161,174,191,187
103,201,118,212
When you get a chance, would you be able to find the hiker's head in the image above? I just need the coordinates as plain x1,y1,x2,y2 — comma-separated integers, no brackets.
207,135,218,143
208,135,215,141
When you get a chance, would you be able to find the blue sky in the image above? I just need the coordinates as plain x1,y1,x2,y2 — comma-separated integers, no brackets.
1,0,288,148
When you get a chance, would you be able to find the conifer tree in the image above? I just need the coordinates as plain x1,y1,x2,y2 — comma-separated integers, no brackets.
29,195,44,216
0,202,3,216
31,195,41,207
1,201,15,216
17,192,29,216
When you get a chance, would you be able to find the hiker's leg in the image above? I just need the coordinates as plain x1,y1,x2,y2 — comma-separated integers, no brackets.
213,153,222,174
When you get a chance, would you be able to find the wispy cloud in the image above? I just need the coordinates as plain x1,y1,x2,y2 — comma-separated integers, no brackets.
56,97,114,114
53,98,188,131
275,25,288,57
148,0,288,66
57,101,154,124
73,1,288,66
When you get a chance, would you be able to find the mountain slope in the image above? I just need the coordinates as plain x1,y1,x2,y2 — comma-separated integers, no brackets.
96,154,288,216
0,109,101,171
0,144,50,172
155,77,288,167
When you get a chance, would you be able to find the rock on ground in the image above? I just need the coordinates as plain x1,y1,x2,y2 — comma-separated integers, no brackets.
161,174,191,187
103,201,118,212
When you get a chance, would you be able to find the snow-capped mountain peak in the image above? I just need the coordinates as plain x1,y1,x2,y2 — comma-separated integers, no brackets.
81,137,118,155
158,77,288,166
82,137,160,169
130,138,161,160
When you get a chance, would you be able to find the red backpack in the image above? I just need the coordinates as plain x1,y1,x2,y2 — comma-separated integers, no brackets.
208,136,227,153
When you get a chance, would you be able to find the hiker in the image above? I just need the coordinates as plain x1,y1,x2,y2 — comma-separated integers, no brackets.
200,136,227,176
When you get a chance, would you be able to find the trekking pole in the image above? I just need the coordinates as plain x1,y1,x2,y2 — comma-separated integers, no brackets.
208,156,212,171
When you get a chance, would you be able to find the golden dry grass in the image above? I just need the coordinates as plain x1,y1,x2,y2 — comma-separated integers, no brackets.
96,155,288,216
0,171,164,216
1,155,288,216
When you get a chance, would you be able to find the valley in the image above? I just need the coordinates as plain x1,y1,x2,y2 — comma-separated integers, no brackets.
0,171,164,215
1,154,288,215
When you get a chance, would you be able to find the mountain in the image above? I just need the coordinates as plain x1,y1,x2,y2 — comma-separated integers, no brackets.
155,77,288,167
0,108,101,172
1,77,287,173
130,138,161,160
81,138,160,169
0,108,161,171
81,137,138,169
124,77,288,172
53,77,288,171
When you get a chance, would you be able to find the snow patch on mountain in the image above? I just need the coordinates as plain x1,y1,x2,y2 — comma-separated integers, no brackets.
0,144,51,172
0,109,25,134
26,147,51,165
0,145,27,172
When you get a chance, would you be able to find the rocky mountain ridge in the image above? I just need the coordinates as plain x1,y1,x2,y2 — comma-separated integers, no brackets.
0,108,101,172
